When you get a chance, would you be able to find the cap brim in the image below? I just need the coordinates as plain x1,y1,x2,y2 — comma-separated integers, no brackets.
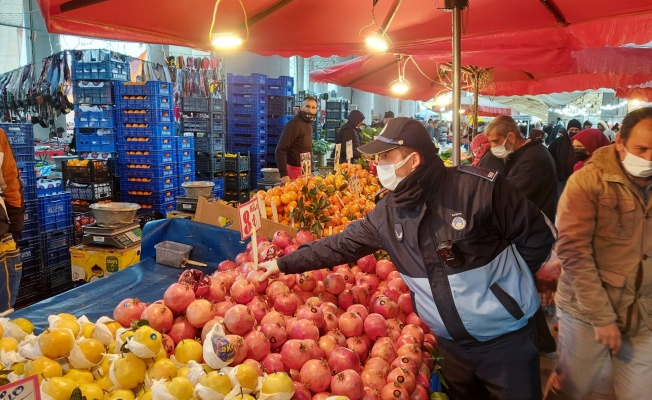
358,140,398,156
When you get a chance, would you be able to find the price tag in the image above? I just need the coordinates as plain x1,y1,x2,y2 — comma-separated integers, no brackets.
257,197,267,220
238,199,262,241
182,204,192,210
300,152,312,177
0,375,40,400
271,203,279,223
334,144,341,171
346,140,353,163
93,236,105,243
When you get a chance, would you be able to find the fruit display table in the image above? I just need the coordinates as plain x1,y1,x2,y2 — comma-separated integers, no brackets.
11,218,246,332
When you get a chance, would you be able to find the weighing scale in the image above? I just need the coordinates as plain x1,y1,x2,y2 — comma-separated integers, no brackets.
176,195,215,213
82,221,142,248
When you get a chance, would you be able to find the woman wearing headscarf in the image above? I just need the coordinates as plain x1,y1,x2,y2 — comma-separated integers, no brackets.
572,128,612,172
470,133,492,167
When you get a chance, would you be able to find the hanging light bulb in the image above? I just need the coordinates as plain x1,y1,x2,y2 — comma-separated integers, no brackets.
209,0,248,49
365,32,389,52
390,78,410,95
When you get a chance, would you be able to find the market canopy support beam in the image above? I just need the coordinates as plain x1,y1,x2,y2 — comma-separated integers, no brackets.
56,0,107,15
538,0,568,26
240,0,295,30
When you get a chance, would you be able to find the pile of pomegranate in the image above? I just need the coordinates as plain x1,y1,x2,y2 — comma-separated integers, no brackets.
113,229,437,400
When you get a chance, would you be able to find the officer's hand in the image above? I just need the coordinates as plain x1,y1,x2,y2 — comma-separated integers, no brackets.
258,260,280,281
593,323,622,355
280,176,290,185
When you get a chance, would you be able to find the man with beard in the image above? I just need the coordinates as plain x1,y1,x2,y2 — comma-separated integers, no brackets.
276,96,318,184
548,119,582,197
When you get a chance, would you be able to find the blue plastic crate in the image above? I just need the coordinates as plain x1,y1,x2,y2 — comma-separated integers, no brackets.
212,100,225,113
120,150,176,164
116,95,172,110
121,177,177,192
228,85,267,96
194,137,225,153
21,220,38,235
178,173,194,187
266,86,294,97
119,163,176,179
228,93,267,107
12,143,34,163
18,162,37,200
181,97,210,113
42,246,70,269
19,241,39,262
23,200,37,222
121,191,176,205
66,181,113,201
118,124,174,138
72,59,129,81
37,192,72,232
20,257,41,279
228,73,267,85
213,118,225,134
268,115,293,126
228,124,266,136
229,104,268,116
76,129,117,153
178,150,194,163
224,154,249,172
227,115,267,126
177,162,195,175
39,226,74,254
118,137,174,152
229,136,267,147
0,124,34,146
176,136,194,150
116,109,173,125
267,125,284,136
266,76,294,87
37,180,64,196
181,118,210,132
75,105,115,129
115,81,172,97
73,81,114,105
43,262,74,297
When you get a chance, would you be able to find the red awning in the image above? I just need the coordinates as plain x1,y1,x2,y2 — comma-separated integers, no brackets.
36,0,652,57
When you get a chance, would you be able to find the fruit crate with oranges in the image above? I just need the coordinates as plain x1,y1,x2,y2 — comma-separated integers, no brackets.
115,81,172,97
116,109,173,125
120,150,175,164
120,177,176,193
62,159,114,183
118,124,174,138
118,137,174,151
115,95,172,110
120,193,176,215
223,153,250,172
119,163,176,179
224,172,250,190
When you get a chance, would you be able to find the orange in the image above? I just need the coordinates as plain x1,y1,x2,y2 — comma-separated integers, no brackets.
280,193,291,205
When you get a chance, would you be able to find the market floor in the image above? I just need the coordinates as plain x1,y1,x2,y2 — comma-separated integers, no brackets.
540,309,616,399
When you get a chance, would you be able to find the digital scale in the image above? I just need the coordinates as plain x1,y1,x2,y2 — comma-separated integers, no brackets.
82,222,142,248
176,195,215,213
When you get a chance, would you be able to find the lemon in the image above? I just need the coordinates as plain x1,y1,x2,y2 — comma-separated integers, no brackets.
64,369,95,384
96,355,112,377
38,328,75,359
41,377,78,400
108,341,117,354
199,371,232,395
235,364,258,391
0,337,19,352
174,339,202,364
154,348,167,361
166,377,194,400
147,358,177,381
79,383,103,400
176,366,189,379
108,389,136,400
11,318,34,334
137,389,152,400
78,338,105,364
112,353,147,389
120,329,135,343
25,356,63,382
10,361,25,375
53,318,80,338
232,395,256,400
132,325,162,355
96,375,114,391
262,372,294,394
105,321,123,339
81,323,95,338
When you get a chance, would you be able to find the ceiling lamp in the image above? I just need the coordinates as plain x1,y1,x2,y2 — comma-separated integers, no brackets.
210,0,248,49
389,57,410,95
360,0,403,53
365,32,389,52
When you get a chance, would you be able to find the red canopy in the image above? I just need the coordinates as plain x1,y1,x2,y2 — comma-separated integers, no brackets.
37,0,652,57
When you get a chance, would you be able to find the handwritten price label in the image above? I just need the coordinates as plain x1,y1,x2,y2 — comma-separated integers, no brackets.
238,199,262,241
0,375,40,400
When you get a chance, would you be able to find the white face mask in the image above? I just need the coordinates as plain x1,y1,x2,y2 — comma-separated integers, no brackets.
622,148,652,177
377,153,415,191
490,134,512,159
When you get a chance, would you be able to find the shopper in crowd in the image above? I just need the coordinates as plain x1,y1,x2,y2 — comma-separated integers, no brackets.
334,110,365,164
545,106,652,400
571,128,612,172
530,128,547,142
480,115,558,354
0,128,25,313
437,120,449,148
583,120,593,129
612,122,620,133
275,96,318,184
548,119,582,197
597,120,616,142
382,111,394,127
547,121,563,146
470,133,491,167
260,117,556,400
426,119,437,140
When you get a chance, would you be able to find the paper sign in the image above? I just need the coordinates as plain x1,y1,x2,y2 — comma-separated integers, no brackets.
0,375,40,400
257,197,268,220
334,144,342,171
346,140,353,162
300,152,312,177
238,199,262,241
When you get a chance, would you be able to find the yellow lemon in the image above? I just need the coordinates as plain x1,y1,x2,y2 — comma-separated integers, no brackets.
78,338,105,365
81,322,95,338
147,358,177,381
57,313,77,321
41,377,78,400
79,383,104,400
0,337,19,353
231,395,256,400
10,361,25,375
199,371,232,395
11,318,34,334
108,389,136,400
166,377,193,400
137,389,152,400
132,325,162,355
262,372,294,394
53,318,80,338
112,353,147,389
105,321,123,339
25,356,63,383
96,375,114,391
235,364,258,391
176,367,189,379
38,328,75,359
174,339,202,364
64,369,95,384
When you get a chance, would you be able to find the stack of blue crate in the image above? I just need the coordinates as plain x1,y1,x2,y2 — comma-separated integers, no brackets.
227,73,267,189
266,76,295,169
0,123,42,308
72,52,129,160
175,136,196,197
115,81,177,215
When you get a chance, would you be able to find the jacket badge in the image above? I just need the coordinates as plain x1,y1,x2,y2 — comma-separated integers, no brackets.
451,213,467,230
394,223,404,241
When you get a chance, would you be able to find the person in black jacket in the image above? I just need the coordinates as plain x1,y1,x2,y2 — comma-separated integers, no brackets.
260,118,556,400
275,97,317,184
335,110,365,163
548,119,582,197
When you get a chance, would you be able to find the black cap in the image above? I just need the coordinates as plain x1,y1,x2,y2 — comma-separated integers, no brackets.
358,117,438,157
567,119,582,131
383,111,394,119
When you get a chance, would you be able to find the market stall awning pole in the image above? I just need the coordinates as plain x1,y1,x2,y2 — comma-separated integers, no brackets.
447,0,468,166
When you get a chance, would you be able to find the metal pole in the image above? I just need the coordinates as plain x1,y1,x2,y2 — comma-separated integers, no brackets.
451,7,462,166
472,75,479,140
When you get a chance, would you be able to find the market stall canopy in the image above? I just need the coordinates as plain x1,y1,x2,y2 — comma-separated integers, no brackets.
36,0,652,57
460,97,511,117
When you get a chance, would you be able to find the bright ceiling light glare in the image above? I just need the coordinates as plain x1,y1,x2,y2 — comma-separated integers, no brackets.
211,32,243,49
365,32,389,52
440,107,446,112
390,79,410,95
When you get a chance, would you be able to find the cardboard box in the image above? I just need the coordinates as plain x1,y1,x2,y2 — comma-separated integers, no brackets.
195,197,298,239
70,243,141,282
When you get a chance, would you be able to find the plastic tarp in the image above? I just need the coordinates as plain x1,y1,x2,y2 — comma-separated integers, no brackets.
460,97,511,117
10,218,246,333
36,0,652,57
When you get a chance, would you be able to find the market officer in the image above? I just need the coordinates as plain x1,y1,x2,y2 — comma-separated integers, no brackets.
260,117,557,400
275,96,318,184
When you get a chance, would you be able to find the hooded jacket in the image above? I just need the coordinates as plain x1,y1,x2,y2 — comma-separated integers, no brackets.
555,145,652,333
572,128,612,172
335,110,365,163
278,159,556,344
548,119,581,182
